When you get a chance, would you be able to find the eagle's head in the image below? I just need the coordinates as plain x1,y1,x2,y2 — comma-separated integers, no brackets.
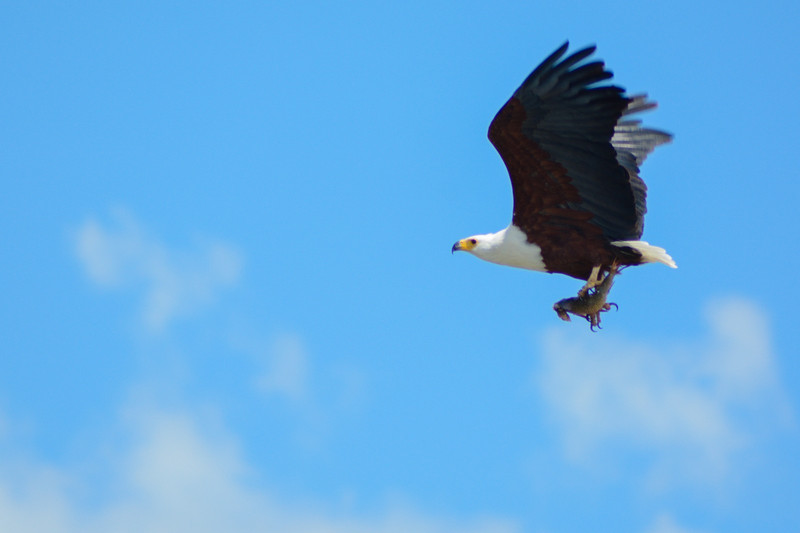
451,227,547,272
451,237,479,254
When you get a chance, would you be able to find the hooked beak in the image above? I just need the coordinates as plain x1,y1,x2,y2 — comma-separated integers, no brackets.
451,240,463,254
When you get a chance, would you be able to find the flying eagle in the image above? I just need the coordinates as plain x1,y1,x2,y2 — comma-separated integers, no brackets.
452,42,675,329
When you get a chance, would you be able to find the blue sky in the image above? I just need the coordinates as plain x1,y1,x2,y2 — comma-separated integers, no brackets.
2,1,800,531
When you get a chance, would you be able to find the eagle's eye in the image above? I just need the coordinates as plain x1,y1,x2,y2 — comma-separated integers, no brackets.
470,239,477,245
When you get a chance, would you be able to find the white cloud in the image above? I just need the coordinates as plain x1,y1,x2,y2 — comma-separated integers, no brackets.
0,401,518,533
644,513,708,533
233,330,367,450
255,333,311,404
536,296,792,489
74,209,242,331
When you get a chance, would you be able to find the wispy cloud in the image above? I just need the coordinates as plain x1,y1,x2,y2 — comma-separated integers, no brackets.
255,333,311,404
74,209,242,332
644,513,709,533
233,330,367,449
536,296,792,489
0,400,518,533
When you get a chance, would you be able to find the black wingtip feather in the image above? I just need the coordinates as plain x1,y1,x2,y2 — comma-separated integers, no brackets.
517,41,570,91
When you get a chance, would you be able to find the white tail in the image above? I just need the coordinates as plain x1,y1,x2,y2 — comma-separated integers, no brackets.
611,240,677,268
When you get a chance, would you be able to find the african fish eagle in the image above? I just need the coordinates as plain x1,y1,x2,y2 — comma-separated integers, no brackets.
452,42,675,328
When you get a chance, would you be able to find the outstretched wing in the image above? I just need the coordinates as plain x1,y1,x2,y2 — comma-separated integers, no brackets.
488,42,671,244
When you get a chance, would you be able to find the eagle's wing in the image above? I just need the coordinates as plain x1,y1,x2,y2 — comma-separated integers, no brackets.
488,42,671,244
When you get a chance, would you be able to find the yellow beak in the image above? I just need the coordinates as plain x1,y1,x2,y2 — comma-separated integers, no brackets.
451,239,476,253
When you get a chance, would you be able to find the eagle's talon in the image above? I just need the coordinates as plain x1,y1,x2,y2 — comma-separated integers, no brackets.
552,265,619,331
587,311,603,331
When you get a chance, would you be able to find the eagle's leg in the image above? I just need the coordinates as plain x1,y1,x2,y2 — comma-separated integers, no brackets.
577,265,603,298
553,264,619,330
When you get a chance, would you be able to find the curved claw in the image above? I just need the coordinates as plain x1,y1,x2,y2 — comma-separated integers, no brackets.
584,312,602,331
552,265,620,331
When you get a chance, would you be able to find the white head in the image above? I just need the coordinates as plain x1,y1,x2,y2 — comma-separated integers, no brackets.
451,233,503,261
451,226,547,272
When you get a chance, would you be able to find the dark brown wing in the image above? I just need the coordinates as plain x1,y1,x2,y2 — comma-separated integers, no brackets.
488,42,671,248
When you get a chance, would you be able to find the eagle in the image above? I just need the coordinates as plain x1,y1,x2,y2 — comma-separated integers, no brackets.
452,42,675,329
